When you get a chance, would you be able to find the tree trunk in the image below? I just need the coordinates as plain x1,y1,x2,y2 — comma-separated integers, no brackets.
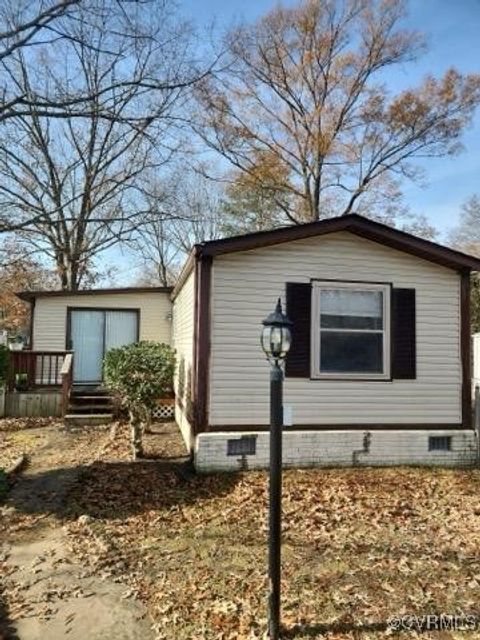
142,420,152,435
129,411,143,459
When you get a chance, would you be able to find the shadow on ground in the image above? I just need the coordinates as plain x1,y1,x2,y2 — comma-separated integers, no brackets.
0,591,19,640
4,460,240,521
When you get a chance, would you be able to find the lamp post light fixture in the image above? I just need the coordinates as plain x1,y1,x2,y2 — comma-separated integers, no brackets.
261,298,292,640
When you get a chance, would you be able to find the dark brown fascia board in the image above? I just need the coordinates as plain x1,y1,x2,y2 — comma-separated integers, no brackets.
17,285,173,302
195,214,480,272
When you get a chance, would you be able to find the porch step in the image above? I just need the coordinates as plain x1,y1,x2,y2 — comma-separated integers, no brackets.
69,403,113,411
70,395,112,402
67,388,114,422
69,396,113,406
64,413,114,427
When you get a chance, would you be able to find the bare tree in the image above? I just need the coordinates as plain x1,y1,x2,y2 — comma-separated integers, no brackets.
130,171,224,285
0,1,79,64
0,0,209,289
130,181,184,287
449,195,480,255
449,195,480,331
168,172,225,254
0,1,214,127
195,0,480,224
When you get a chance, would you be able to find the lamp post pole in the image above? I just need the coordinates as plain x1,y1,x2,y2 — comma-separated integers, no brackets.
261,298,292,640
268,361,283,640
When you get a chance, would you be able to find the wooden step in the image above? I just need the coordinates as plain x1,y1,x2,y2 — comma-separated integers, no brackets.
71,394,112,401
64,413,114,427
70,396,112,409
69,403,113,412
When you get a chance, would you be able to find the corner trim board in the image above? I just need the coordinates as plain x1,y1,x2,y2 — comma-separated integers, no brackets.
193,255,212,433
461,270,472,429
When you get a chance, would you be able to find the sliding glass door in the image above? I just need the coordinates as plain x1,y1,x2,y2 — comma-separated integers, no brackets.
70,309,138,383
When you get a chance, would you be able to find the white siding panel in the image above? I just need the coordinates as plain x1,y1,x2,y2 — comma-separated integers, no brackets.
209,231,462,426
33,291,172,350
172,272,195,449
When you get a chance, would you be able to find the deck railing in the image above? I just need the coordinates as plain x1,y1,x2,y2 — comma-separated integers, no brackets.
61,353,74,416
7,350,73,391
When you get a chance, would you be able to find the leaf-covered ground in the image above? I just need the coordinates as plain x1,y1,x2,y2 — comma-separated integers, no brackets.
2,419,480,639
0,417,53,470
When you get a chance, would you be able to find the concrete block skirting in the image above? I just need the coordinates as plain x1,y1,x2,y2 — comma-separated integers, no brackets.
194,429,478,473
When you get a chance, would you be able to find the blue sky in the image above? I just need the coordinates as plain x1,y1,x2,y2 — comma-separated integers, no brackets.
111,0,480,283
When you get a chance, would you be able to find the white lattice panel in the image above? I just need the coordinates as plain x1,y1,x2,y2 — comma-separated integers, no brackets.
151,403,175,421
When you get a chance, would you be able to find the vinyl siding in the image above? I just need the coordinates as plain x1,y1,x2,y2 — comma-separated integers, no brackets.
33,291,172,350
209,231,462,426
172,271,195,448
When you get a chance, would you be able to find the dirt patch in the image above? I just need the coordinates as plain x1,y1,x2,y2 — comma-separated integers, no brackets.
1,420,187,640
3,529,154,640
0,418,54,470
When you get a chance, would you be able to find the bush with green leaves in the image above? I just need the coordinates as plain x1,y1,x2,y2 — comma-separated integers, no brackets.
103,341,175,458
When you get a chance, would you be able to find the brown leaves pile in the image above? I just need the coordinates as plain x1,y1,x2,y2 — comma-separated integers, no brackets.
3,420,480,639
0,417,57,433
63,426,480,639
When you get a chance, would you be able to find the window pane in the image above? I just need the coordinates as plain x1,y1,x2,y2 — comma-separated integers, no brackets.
321,314,383,330
320,331,383,373
320,289,383,330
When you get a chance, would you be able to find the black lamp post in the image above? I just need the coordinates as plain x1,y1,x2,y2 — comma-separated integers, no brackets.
261,298,292,640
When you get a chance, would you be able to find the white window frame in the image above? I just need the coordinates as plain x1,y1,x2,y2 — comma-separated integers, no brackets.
311,281,391,380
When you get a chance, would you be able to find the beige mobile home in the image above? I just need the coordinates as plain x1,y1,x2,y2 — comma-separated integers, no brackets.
172,214,480,471
11,214,480,470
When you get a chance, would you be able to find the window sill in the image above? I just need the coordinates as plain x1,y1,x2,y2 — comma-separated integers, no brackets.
310,373,392,382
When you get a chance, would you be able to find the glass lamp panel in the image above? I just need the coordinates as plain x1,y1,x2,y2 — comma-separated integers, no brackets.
270,327,283,357
261,326,273,357
282,327,292,356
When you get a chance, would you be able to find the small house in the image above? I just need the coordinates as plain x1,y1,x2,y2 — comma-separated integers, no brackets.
10,214,480,470
172,214,480,470
8,287,171,420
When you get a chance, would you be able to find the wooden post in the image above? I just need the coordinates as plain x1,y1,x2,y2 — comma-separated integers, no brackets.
475,385,480,465
61,353,74,417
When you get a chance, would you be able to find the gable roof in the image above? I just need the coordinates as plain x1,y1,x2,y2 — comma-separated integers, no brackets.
17,285,172,302
195,213,480,271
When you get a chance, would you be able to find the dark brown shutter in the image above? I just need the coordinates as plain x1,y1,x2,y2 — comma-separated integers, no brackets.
391,288,416,379
285,282,311,378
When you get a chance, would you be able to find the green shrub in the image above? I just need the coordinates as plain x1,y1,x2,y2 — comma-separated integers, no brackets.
103,341,176,458
0,344,8,386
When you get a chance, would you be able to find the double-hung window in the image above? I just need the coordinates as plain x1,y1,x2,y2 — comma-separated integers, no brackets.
311,281,390,379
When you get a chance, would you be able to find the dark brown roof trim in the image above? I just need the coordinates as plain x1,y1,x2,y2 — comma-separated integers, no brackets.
195,214,480,271
17,285,173,301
